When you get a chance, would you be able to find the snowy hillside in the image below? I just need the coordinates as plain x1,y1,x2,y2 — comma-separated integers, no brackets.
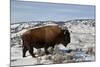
10,19,95,66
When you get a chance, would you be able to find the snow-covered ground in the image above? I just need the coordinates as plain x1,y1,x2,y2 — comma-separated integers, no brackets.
10,19,95,66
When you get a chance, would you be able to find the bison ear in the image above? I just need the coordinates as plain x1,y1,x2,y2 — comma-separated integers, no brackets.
62,30,66,35
64,30,69,35
62,29,69,35
64,30,67,35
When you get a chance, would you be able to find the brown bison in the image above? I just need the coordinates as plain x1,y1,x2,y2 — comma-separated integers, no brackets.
21,25,70,57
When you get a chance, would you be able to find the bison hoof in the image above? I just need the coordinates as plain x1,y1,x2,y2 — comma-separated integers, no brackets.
45,52,50,55
32,55,36,58
23,56,26,58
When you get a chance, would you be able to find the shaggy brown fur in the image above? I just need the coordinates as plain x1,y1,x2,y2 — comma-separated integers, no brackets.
21,26,70,57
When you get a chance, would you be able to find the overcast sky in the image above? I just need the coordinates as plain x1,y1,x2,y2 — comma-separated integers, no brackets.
11,0,95,23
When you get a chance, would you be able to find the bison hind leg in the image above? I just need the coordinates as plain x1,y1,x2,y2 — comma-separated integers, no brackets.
23,47,28,57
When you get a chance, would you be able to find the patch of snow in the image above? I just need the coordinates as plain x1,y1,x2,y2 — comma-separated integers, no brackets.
11,24,20,29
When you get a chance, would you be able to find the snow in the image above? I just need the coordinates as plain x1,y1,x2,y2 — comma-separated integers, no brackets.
10,19,95,66
16,29,28,36
11,24,20,29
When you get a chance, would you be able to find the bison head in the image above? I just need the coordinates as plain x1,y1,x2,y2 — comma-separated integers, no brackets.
61,29,70,47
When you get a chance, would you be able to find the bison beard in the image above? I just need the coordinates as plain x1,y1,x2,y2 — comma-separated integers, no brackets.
21,26,70,58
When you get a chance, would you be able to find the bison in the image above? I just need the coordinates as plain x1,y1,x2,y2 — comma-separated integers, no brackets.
21,25,70,57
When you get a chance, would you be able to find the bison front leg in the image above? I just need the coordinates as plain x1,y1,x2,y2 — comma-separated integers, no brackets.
29,47,36,58
23,47,28,57
51,45,55,54
45,47,50,55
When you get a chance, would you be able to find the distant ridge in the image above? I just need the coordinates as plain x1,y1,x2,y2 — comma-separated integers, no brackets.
11,19,95,25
